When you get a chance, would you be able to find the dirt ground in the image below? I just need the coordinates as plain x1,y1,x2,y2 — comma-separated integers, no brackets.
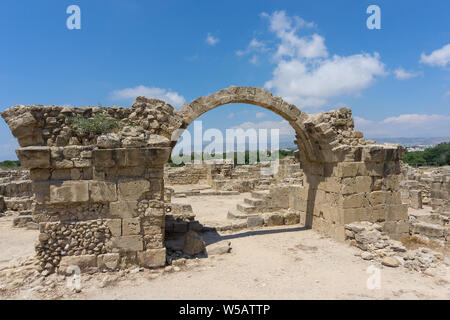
0,194,449,300
171,191,251,225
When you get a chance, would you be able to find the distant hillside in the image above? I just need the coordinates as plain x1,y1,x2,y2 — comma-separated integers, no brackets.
367,137,450,147
402,142,450,167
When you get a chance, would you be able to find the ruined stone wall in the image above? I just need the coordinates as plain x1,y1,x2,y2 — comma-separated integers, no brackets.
2,101,175,274
1,86,407,273
164,163,209,185
400,164,449,213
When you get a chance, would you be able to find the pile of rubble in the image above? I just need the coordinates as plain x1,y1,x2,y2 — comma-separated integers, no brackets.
345,221,446,272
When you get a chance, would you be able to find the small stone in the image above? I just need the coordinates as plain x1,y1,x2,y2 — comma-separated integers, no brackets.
382,256,400,268
361,252,374,260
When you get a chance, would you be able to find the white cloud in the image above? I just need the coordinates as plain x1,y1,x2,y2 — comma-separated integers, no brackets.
249,55,258,65
394,67,422,80
255,112,267,119
265,53,386,108
420,43,450,67
206,33,220,46
354,114,450,138
233,119,295,136
111,85,185,108
227,113,235,119
258,11,386,109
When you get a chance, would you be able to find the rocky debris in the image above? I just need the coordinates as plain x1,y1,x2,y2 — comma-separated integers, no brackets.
206,242,232,256
346,221,444,272
183,231,206,256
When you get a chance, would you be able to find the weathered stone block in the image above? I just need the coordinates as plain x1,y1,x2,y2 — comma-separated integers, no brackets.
341,193,369,209
137,248,166,268
105,219,122,236
49,181,89,203
92,149,116,167
384,204,408,221
117,178,151,201
369,191,387,206
109,201,138,218
30,168,51,181
32,181,50,203
59,254,97,274
108,235,144,252
90,181,117,202
123,218,141,235
97,253,121,270
247,215,264,227
16,147,51,168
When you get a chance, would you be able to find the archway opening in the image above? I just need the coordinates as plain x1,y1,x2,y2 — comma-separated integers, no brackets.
163,102,310,258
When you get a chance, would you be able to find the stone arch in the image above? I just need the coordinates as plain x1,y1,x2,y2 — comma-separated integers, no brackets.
1,86,407,275
172,86,328,164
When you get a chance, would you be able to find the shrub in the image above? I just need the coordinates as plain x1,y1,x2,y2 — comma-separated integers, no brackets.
69,113,125,135
0,160,21,168
403,142,450,167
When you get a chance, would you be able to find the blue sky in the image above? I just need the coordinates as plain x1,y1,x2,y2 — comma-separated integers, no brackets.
1,0,450,160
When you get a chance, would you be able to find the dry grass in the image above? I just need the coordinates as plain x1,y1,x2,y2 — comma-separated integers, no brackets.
400,235,448,254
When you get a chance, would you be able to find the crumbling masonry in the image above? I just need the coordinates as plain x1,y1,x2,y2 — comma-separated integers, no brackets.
1,86,407,273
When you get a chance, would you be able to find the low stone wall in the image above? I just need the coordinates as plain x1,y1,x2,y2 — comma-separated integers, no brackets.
164,163,208,185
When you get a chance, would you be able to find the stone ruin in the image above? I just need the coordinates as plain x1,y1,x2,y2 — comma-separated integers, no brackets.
1,86,408,274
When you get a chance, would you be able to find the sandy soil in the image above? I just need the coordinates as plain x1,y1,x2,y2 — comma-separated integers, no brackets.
172,192,250,225
0,215,38,268
0,195,448,300
77,225,449,300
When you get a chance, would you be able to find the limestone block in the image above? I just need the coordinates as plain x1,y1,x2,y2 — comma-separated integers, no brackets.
384,204,408,221
90,181,117,202
73,159,92,168
341,193,369,209
108,235,144,252
123,218,141,235
16,147,51,168
97,133,121,149
247,215,264,227
369,191,387,206
137,248,166,268
51,169,72,180
183,231,205,255
264,213,285,226
383,220,409,237
340,207,371,224
49,181,89,203
340,176,372,194
30,168,51,181
109,201,138,219
409,190,422,209
32,181,50,203
92,149,116,168
8,111,37,137
53,159,74,169
117,178,150,201
362,145,386,162
105,219,122,237
335,162,368,177
59,254,97,274
283,211,300,225
97,253,120,270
